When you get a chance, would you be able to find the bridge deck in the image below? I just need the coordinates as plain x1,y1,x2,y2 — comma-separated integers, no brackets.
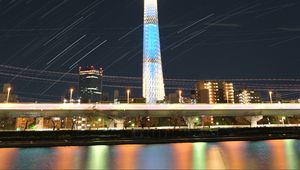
0,103,300,117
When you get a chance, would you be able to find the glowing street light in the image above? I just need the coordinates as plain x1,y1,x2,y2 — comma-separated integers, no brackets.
127,89,130,104
269,91,273,104
70,88,74,103
6,87,11,103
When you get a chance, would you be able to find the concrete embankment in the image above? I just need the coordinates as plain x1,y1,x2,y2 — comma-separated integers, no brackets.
0,127,300,148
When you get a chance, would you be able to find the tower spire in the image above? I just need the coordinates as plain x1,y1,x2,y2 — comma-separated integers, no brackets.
143,0,165,103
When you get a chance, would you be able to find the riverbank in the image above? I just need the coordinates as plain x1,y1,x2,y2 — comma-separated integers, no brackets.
1,127,300,148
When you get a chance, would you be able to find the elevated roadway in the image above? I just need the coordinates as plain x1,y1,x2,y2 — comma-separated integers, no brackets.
0,103,300,118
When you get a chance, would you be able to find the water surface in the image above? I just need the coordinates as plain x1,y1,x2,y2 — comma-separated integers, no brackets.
0,139,299,169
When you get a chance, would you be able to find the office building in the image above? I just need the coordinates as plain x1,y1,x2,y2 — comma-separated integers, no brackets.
79,66,103,103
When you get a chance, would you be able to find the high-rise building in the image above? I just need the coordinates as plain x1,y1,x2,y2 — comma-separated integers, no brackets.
79,66,103,103
195,81,235,104
236,89,261,104
143,0,165,103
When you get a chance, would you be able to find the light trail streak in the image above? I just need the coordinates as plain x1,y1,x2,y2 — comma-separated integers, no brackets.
40,0,69,19
177,13,214,34
46,34,86,65
43,17,85,46
69,40,108,69
40,68,75,96
80,0,105,16
255,2,297,18
105,47,139,71
118,24,142,40
269,35,300,47
60,38,100,67
171,30,206,50
3,38,38,64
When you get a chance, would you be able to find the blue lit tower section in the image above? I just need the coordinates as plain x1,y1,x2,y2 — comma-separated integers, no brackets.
143,0,165,103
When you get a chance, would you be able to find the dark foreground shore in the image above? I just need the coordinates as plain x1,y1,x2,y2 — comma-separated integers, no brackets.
1,127,300,148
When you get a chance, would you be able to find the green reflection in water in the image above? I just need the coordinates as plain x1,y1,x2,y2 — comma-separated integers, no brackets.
86,145,109,170
193,142,207,170
285,139,298,170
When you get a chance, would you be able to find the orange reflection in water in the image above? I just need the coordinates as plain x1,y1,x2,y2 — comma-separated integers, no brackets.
171,143,193,170
0,148,18,169
267,140,287,169
53,146,81,169
207,145,226,169
220,141,247,169
113,144,141,170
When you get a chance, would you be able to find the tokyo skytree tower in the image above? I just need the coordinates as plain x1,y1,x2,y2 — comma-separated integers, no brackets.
143,0,165,103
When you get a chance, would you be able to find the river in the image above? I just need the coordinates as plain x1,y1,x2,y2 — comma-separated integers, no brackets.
0,139,299,169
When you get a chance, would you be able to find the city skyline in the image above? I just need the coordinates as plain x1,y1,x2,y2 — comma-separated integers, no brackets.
0,0,299,101
1,2,300,167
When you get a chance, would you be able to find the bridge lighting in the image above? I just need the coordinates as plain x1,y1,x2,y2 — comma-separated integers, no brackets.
269,91,273,104
70,88,74,103
6,87,11,103
52,117,60,121
127,89,131,104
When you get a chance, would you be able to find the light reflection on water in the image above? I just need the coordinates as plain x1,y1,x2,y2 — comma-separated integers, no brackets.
0,139,299,169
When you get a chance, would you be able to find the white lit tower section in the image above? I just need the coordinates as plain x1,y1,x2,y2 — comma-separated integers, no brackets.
143,0,165,103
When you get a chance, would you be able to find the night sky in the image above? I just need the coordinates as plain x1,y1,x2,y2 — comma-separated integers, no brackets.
0,0,299,101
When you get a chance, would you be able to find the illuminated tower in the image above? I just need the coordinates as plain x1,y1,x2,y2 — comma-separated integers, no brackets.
143,0,165,103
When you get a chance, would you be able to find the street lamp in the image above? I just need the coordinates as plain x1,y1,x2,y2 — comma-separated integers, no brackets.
127,89,130,104
179,90,182,103
70,88,74,103
6,87,11,103
269,91,273,104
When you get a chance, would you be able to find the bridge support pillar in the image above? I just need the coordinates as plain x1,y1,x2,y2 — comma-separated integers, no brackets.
109,119,125,129
246,116,263,127
36,117,44,129
184,116,198,129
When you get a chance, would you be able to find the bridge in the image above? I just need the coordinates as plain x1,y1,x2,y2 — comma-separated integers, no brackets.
1,103,300,116
1,103,300,128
